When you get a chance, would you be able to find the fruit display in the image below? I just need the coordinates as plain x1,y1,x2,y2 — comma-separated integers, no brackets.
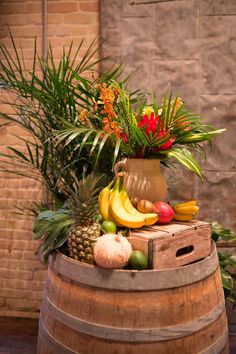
98,176,159,228
153,201,174,224
33,168,201,271
94,233,133,269
172,200,200,221
67,174,102,264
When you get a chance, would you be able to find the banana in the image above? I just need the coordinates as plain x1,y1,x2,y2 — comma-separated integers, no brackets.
172,200,199,222
98,180,121,226
174,200,197,208
172,200,199,221
173,212,195,222
120,185,158,226
98,182,112,220
109,178,145,228
173,205,199,215
120,187,140,216
144,213,159,226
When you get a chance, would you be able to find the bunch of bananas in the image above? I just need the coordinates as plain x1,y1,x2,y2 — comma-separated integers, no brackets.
172,200,199,221
98,177,159,228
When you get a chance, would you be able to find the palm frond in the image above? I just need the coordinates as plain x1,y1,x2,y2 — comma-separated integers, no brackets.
0,33,127,209
13,201,48,217
94,132,112,166
177,129,226,144
160,147,203,180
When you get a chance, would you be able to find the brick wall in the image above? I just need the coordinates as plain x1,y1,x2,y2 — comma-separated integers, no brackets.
100,0,236,231
0,0,100,318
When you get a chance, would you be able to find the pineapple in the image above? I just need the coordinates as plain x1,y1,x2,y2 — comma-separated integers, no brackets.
67,173,102,264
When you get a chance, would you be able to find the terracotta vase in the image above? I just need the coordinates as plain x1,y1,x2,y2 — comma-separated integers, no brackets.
114,158,167,202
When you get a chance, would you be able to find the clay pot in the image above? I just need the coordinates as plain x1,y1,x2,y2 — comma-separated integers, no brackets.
114,158,167,202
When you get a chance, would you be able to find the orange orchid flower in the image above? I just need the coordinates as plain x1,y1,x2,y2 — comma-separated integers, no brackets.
97,82,121,138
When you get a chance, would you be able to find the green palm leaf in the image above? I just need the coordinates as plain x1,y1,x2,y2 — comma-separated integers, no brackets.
113,138,122,169
0,33,127,207
161,147,203,180
177,129,226,144
89,131,106,157
94,132,112,166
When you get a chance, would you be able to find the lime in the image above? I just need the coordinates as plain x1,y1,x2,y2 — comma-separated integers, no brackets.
129,251,148,270
102,220,117,234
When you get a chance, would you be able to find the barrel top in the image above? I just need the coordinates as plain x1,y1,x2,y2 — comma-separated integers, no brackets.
50,241,218,291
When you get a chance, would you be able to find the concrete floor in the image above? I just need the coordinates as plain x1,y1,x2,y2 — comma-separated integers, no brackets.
0,317,235,354
0,317,38,354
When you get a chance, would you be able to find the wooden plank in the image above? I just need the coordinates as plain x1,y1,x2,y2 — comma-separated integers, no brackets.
199,327,229,354
44,296,226,342
38,320,76,354
129,220,210,239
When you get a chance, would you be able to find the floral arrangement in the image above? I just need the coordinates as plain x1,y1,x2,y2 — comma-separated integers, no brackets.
0,35,225,208
56,80,225,180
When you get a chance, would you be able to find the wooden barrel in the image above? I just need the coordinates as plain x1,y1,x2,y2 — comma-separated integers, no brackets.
37,242,229,354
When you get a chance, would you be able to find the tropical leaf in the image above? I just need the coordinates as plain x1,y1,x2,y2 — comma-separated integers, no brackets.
33,208,74,260
160,147,203,180
112,138,122,169
94,132,112,166
178,129,226,144
212,221,236,242
220,267,234,291
13,201,48,217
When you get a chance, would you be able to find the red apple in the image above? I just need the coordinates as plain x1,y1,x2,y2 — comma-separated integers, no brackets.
153,201,174,224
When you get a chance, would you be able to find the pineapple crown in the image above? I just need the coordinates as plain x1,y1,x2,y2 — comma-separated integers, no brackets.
67,172,102,222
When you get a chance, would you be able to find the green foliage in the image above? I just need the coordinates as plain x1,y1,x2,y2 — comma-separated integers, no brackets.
212,221,236,242
0,33,124,206
212,222,236,302
33,208,74,262
161,148,203,180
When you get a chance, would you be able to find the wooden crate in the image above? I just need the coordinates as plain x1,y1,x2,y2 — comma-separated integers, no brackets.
127,220,212,269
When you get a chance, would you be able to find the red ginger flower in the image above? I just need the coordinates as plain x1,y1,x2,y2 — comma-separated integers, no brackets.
138,112,174,150
138,112,159,134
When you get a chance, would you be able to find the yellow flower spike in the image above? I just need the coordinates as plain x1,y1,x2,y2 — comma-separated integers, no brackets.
142,106,154,116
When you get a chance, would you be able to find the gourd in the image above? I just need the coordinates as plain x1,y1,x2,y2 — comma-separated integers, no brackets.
94,233,132,269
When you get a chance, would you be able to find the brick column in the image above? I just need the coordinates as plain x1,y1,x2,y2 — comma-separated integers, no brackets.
0,0,100,318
